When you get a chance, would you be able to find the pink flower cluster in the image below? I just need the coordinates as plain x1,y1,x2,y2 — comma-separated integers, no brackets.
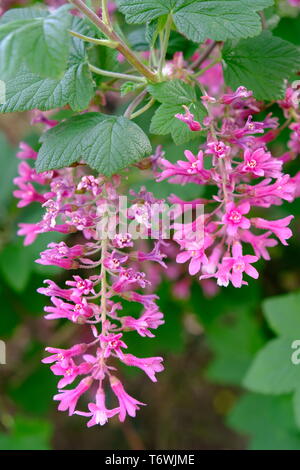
156,84,298,288
14,137,166,426
288,0,300,7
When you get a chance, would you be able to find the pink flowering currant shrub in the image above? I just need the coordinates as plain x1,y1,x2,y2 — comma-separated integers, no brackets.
1,0,300,426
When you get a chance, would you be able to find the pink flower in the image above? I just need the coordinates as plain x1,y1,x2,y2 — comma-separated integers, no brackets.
16,142,37,160
221,86,253,105
66,276,95,296
100,333,127,358
133,242,167,268
110,376,145,422
44,297,95,323
176,245,208,275
54,377,93,416
77,175,102,196
238,175,295,207
31,110,59,128
121,354,164,382
112,268,150,292
288,0,300,6
206,140,230,161
222,242,259,287
122,307,164,338
222,201,251,236
252,216,294,245
42,344,88,364
240,147,283,178
103,251,128,271
77,389,119,427
112,233,133,249
13,183,46,208
36,242,85,269
14,161,51,186
175,105,202,131
51,359,92,388
157,150,210,182
233,115,265,140
17,223,41,246
38,279,75,301
241,231,277,260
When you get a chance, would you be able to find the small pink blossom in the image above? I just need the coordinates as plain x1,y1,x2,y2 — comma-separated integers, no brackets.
221,86,253,105
122,307,164,338
16,142,37,160
76,388,119,427
175,105,202,131
176,245,208,275
222,201,251,236
252,216,294,245
42,344,88,364
121,354,164,382
240,147,283,178
36,242,85,269
110,376,146,422
100,333,127,359
54,377,93,416
221,242,259,287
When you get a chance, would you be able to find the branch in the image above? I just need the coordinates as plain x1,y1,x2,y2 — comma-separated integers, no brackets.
191,41,219,70
69,0,158,83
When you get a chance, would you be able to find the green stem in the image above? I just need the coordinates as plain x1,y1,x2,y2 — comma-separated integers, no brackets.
158,15,172,78
130,98,155,119
88,64,147,83
124,90,148,118
69,0,158,82
101,0,111,27
69,30,118,47
100,238,108,333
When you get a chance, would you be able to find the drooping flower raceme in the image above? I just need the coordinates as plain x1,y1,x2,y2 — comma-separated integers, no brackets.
155,84,297,288
14,143,166,426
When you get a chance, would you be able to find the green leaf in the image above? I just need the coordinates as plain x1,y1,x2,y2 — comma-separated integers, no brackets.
150,102,205,145
227,393,300,450
120,81,143,96
0,7,48,24
0,63,94,113
172,0,270,43
205,310,265,386
0,14,95,113
243,337,300,395
36,113,152,176
128,27,150,51
119,0,175,24
262,291,300,338
0,6,72,79
148,79,196,104
222,31,300,100
119,0,274,42
148,79,207,144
